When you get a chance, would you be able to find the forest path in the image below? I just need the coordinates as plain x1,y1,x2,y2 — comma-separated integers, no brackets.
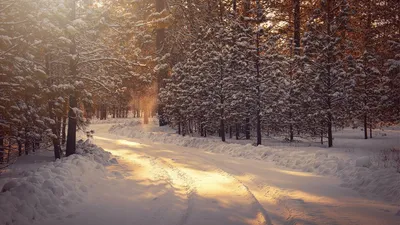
41,124,399,225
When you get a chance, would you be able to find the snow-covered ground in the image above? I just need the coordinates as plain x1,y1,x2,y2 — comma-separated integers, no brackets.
0,141,118,225
104,121,400,225
1,119,399,225
109,119,400,205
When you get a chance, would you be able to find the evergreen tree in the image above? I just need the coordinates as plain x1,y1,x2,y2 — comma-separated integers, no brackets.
303,0,353,147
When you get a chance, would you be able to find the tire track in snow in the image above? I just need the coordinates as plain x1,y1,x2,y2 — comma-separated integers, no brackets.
226,169,336,225
148,156,197,225
182,149,335,225
181,151,273,225
95,129,270,225
137,149,271,225
92,133,195,225
214,168,272,225
182,150,343,225
253,178,343,225
108,154,176,225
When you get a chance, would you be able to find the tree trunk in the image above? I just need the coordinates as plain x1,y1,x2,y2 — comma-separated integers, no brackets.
220,115,225,142
61,114,67,145
189,120,193,134
256,108,261,145
25,129,29,155
66,95,77,156
327,114,333,147
219,51,226,142
255,0,262,146
326,0,333,148
245,118,250,139
364,113,368,139
235,123,240,140
289,0,300,142
256,110,261,145
289,123,294,142
66,0,77,157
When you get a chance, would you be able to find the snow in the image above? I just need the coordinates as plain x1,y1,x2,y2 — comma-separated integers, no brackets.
66,25,78,35
71,107,82,116
1,119,399,225
72,19,86,29
58,37,72,45
355,156,372,168
0,141,117,225
94,122,398,225
109,120,400,204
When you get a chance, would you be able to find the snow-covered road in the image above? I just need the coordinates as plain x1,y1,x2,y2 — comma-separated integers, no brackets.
42,124,399,225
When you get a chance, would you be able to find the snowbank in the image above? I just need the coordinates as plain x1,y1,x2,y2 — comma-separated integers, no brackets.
355,156,372,168
0,140,118,225
109,122,400,204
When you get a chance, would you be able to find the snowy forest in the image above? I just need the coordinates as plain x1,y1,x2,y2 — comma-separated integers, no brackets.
1,1,400,225
1,0,399,164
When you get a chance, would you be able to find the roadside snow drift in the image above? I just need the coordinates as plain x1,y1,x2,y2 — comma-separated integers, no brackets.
109,121,400,204
0,140,118,225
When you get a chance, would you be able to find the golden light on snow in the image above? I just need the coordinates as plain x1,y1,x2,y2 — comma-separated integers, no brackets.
243,212,268,225
116,139,149,148
268,168,322,178
285,190,337,205
95,136,149,148
85,125,400,225
100,138,270,224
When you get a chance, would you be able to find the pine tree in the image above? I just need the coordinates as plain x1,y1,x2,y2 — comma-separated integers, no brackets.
303,0,353,147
